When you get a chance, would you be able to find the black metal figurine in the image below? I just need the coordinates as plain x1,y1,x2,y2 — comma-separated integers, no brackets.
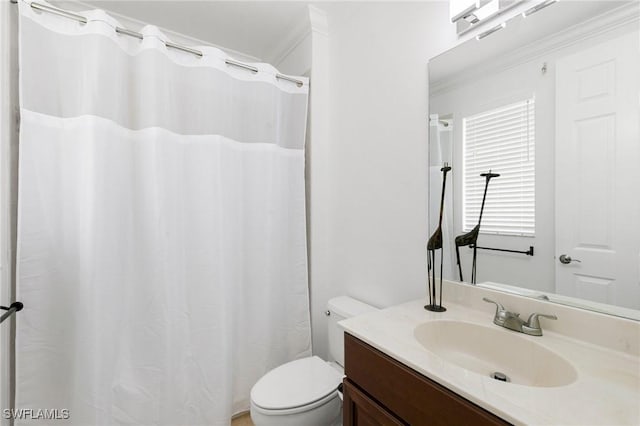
425,163,452,312
455,170,500,284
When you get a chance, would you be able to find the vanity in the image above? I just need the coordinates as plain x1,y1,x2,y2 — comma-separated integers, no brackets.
340,281,640,425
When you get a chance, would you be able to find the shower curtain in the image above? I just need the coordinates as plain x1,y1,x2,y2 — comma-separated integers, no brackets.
15,2,311,425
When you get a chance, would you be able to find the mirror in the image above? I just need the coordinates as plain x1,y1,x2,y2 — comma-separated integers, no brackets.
428,0,640,320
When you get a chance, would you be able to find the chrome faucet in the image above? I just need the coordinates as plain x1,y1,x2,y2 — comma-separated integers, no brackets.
483,298,557,336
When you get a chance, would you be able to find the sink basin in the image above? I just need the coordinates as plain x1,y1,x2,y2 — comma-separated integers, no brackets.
413,320,578,387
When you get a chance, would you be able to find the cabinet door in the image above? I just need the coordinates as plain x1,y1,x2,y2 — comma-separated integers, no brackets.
345,334,510,426
343,379,405,426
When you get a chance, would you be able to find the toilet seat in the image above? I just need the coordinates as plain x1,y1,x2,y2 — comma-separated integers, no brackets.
251,387,339,417
251,356,343,414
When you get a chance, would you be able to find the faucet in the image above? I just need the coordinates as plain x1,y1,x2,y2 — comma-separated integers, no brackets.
482,298,557,336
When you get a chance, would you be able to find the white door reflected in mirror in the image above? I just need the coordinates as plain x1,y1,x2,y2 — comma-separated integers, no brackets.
555,31,640,310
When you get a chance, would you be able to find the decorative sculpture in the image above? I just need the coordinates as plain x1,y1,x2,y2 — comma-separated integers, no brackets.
425,163,452,312
455,170,500,284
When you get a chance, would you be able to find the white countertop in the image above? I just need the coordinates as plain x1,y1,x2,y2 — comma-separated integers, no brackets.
339,298,640,425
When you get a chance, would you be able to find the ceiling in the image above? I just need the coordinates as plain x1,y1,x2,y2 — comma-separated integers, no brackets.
58,1,312,62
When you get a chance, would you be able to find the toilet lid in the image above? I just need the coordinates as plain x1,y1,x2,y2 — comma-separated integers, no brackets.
251,356,343,411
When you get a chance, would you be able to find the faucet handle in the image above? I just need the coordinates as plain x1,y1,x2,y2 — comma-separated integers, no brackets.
483,298,515,327
482,297,505,312
526,313,557,331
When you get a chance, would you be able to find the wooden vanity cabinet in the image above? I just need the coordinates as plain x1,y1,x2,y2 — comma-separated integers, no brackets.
343,333,511,426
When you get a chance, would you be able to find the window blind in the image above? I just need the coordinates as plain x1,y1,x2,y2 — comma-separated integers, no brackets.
462,98,535,236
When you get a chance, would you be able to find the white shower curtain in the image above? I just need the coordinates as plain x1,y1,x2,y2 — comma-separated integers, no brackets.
16,2,311,425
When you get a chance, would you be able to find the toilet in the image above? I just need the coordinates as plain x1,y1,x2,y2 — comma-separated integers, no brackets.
250,296,377,426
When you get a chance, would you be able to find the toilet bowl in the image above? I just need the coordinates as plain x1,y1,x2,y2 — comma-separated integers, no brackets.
250,296,377,426
250,356,343,426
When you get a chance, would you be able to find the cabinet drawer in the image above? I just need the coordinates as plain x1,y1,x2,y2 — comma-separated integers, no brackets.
344,333,511,426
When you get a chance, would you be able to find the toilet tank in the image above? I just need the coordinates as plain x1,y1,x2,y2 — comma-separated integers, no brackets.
327,296,377,366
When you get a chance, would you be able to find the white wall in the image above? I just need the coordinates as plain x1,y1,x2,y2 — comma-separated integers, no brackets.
308,1,456,358
430,18,639,294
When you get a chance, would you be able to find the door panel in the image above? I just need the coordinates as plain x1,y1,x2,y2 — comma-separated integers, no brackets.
556,31,640,309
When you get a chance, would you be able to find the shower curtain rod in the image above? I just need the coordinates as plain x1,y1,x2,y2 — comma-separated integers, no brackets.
13,0,305,87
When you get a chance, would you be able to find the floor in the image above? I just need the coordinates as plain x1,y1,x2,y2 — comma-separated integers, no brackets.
231,412,254,426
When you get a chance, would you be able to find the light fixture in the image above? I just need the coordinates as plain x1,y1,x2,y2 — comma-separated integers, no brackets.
474,0,500,21
451,0,484,24
476,22,507,40
522,0,557,18
456,0,511,36
463,13,480,24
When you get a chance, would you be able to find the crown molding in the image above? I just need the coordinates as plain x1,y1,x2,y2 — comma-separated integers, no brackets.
430,2,640,97
309,5,328,37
